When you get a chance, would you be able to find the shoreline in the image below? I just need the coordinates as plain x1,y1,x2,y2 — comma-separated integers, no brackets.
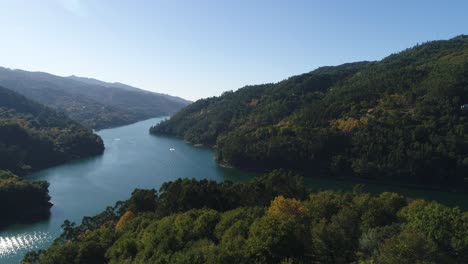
164,134,468,194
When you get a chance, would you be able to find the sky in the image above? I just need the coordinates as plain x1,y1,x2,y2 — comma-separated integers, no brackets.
0,1,467,101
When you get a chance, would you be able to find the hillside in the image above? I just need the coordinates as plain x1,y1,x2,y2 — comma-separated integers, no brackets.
0,170,51,227
0,68,191,129
151,35,468,188
0,86,104,175
67,75,190,105
25,173,468,264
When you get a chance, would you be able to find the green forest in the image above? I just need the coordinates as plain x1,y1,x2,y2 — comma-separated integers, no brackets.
0,86,104,175
24,172,468,264
0,85,104,225
0,170,51,227
151,35,468,189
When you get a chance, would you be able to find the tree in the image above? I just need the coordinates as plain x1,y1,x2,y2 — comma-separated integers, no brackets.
127,189,157,213
377,229,447,264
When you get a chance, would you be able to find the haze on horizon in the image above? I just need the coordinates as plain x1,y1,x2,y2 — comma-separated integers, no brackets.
0,0,467,101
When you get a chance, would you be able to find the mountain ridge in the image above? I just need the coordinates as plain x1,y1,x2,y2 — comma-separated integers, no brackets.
67,74,191,105
151,35,468,189
0,67,191,129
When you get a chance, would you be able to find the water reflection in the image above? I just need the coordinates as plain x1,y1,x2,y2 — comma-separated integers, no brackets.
0,232,52,258
0,118,254,263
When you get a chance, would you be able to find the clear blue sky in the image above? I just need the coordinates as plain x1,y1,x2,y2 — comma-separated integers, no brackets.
0,0,467,101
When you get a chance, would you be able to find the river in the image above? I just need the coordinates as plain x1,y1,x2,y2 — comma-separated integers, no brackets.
0,117,252,263
1,117,467,263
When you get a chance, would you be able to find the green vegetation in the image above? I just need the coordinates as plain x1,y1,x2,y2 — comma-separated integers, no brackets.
0,170,51,227
0,67,190,129
151,35,468,189
24,172,468,264
0,86,104,175
0,86,104,227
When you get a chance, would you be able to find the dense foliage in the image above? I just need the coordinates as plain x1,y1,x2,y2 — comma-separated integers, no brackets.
0,170,51,227
0,86,104,175
25,172,468,264
0,68,190,129
151,35,468,188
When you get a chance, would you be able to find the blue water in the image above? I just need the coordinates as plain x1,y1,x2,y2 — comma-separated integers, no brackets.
1,117,467,263
0,118,253,263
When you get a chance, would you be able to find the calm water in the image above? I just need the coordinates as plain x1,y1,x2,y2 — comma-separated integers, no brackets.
1,117,467,263
0,118,253,263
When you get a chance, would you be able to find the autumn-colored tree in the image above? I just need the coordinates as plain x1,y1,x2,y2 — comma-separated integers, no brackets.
330,117,361,133
28,175,468,264
115,211,135,231
267,196,308,222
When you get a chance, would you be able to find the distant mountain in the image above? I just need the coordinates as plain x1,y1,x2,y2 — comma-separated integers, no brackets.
67,75,190,105
0,68,191,129
0,86,104,175
151,35,468,188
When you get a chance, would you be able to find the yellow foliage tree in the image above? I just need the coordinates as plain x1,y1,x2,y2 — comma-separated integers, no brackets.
115,211,135,231
267,196,308,222
330,117,360,133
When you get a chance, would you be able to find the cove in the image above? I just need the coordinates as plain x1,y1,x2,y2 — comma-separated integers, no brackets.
0,118,253,263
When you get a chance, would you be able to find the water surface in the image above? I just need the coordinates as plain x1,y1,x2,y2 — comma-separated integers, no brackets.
0,118,252,263
1,117,467,263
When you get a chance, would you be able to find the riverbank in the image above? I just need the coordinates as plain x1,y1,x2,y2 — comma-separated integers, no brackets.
0,118,252,263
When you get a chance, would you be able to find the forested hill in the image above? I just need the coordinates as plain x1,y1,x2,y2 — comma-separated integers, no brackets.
151,35,468,188
67,75,190,105
0,67,191,129
26,173,468,264
0,86,104,175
